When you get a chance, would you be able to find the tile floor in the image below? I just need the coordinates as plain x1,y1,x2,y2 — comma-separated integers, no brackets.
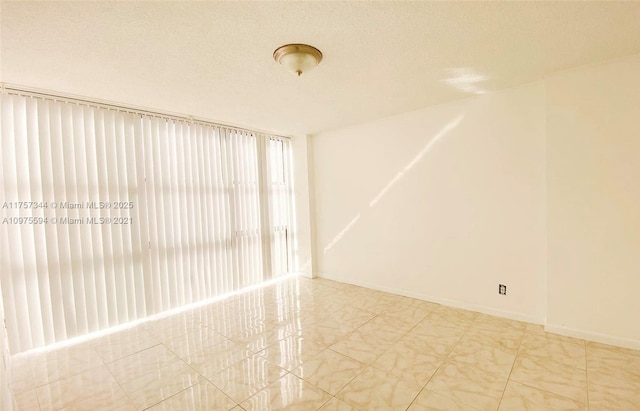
8,276,640,410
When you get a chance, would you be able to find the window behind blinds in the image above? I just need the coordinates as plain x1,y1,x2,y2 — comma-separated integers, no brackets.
0,90,295,354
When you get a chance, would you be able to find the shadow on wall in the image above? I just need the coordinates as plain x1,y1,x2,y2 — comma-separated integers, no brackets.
323,114,465,255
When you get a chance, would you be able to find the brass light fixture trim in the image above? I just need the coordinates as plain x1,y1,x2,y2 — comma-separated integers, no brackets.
273,44,323,76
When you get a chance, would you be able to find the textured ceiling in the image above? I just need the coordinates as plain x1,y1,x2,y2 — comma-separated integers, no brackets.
2,1,640,136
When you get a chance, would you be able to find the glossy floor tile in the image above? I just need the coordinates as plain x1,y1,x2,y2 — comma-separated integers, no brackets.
498,381,586,411
337,366,422,410
240,373,332,411
409,388,477,411
8,276,640,410
425,357,508,411
291,349,365,395
145,382,236,411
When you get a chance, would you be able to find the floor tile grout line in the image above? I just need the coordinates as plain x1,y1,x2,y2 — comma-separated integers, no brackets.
139,371,234,411
321,347,368,401
25,346,108,391
97,339,163,365
403,310,470,410
503,332,591,407
324,302,430,409
103,342,165,365
509,340,588,401
222,370,293,408
360,310,433,379
138,377,201,411
584,339,590,411
168,341,250,390
13,356,37,395
506,380,589,407
17,383,43,411
32,348,123,411
104,356,135,408
496,329,526,410
287,373,334,410
113,344,200,410
314,394,333,411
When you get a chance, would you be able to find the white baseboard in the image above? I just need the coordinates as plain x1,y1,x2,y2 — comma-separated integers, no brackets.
317,273,544,325
545,323,640,351
318,273,640,351
294,271,317,279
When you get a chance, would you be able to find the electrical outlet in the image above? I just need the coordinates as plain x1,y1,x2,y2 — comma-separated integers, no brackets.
498,284,507,295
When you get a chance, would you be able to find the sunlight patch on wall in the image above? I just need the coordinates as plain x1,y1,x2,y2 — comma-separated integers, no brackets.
322,114,465,256
444,68,488,95
369,114,464,207
323,214,362,254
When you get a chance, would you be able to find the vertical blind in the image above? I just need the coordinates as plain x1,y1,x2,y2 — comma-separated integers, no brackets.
0,90,295,354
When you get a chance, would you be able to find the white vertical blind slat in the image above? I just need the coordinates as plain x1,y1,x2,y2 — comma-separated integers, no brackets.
121,113,140,320
73,105,95,335
170,122,183,307
249,134,262,284
213,127,228,295
168,121,184,308
200,126,215,297
190,124,200,301
126,114,146,319
133,115,152,317
23,98,46,347
224,130,234,293
97,109,111,325
95,110,116,327
237,132,248,287
64,104,84,337
46,101,68,341
181,123,194,301
154,118,170,311
182,123,196,302
55,103,77,339
35,99,56,345
83,109,108,331
1,95,29,351
108,111,127,324
167,120,180,308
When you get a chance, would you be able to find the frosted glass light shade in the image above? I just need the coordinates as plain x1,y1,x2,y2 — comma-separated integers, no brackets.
273,44,323,76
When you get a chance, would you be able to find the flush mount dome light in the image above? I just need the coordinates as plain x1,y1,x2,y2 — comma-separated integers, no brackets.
273,44,323,76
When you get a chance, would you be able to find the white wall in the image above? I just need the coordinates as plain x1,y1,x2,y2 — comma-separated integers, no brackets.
313,83,547,323
312,53,640,349
291,135,318,278
545,54,640,348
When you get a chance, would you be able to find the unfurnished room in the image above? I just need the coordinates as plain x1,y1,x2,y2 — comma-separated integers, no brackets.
1,1,639,410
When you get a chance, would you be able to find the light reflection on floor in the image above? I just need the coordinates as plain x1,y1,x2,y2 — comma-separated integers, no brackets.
9,275,640,410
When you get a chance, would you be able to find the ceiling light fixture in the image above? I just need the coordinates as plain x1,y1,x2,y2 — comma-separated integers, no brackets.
273,44,323,76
